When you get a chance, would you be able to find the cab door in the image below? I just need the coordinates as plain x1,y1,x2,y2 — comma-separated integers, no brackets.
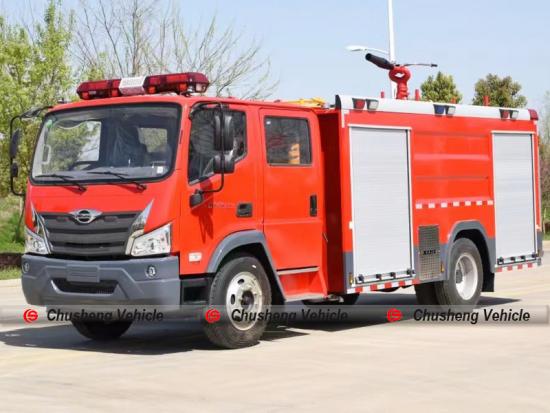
260,109,323,272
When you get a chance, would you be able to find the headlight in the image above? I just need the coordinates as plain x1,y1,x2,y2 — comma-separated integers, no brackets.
130,223,171,257
25,227,50,255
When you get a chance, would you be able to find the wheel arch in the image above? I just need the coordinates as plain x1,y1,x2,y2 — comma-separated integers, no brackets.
447,221,495,292
206,230,285,303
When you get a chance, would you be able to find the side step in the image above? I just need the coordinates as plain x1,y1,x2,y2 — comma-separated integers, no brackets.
348,278,420,294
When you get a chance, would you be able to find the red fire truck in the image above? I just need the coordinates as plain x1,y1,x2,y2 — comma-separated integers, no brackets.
10,59,542,348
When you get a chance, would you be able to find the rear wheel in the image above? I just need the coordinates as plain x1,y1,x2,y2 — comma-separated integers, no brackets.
203,253,271,349
414,238,483,307
436,238,483,306
71,320,132,341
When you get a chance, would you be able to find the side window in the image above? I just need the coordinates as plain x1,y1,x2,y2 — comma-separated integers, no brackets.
264,117,311,165
188,110,247,183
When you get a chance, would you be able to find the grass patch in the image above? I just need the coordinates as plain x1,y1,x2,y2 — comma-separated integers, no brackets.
0,196,24,253
0,267,21,280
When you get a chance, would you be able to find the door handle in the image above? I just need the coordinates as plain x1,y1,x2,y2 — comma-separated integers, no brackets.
236,202,253,217
310,195,317,217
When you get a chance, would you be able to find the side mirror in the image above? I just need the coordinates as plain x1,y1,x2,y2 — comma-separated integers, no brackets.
222,112,235,152
213,111,223,151
9,129,21,160
213,154,235,174
212,111,235,152
9,161,24,197
224,156,235,173
189,190,204,207
10,162,19,179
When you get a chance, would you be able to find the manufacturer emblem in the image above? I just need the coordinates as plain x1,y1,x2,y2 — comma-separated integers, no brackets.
69,209,102,224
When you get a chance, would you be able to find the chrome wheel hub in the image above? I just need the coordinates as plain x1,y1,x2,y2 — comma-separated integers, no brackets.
226,272,263,330
455,252,478,300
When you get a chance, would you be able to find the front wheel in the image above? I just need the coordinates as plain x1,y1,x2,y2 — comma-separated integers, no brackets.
71,320,132,341
203,253,271,349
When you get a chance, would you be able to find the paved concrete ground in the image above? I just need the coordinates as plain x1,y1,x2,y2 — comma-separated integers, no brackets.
1,248,549,413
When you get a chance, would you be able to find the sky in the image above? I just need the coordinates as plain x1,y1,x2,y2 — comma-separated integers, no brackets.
3,0,550,109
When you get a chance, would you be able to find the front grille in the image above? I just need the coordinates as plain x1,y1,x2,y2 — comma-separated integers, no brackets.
41,211,138,258
53,279,118,294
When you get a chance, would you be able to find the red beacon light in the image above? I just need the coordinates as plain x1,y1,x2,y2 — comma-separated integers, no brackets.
76,72,210,100
76,79,121,100
144,72,210,95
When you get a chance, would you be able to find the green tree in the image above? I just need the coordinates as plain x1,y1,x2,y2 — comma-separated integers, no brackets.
539,91,550,228
472,74,527,108
0,0,74,196
420,71,462,103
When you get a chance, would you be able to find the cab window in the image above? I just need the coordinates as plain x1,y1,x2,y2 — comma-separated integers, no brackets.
264,117,311,165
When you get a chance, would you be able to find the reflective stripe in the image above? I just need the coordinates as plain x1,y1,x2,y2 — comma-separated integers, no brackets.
495,262,537,272
415,199,494,210
350,278,419,293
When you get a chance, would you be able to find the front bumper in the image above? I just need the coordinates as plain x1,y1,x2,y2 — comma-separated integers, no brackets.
21,254,180,306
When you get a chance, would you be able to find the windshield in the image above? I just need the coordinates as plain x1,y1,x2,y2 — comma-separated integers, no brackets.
32,104,181,183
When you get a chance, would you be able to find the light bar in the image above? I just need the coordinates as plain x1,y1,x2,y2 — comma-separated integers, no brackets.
77,72,210,100
143,72,209,94
77,79,121,100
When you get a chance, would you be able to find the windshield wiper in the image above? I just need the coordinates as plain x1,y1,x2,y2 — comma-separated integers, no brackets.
88,171,147,191
36,173,87,192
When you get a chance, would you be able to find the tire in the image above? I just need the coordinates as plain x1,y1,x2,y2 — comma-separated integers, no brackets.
341,293,360,305
203,253,271,349
414,282,439,305
302,293,360,306
434,238,483,307
71,320,132,341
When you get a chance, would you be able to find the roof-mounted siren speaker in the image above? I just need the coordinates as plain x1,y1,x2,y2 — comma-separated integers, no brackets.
352,98,379,111
499,109,519,120
434,104,456,116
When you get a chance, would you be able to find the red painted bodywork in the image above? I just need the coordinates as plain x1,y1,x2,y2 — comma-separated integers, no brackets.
26,93,541,301
320,108,539,295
